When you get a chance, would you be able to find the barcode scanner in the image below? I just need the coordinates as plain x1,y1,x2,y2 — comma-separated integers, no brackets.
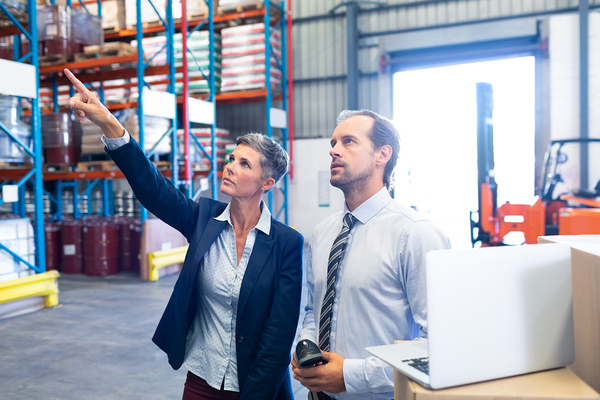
296,339,325,367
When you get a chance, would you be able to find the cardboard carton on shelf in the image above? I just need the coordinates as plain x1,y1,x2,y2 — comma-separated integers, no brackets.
538,235,600,394
394,367,599,400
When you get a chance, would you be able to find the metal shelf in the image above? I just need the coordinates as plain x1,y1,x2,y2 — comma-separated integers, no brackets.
0,0,46,273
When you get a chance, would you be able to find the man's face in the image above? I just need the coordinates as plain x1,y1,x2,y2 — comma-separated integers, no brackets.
329,115,377,192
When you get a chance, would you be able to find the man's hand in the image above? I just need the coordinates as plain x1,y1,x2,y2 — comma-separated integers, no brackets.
292,351,346,394
64,68,125,138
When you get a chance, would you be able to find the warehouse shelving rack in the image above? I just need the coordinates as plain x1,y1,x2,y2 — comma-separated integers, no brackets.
0,0,46,273
0,0,292,245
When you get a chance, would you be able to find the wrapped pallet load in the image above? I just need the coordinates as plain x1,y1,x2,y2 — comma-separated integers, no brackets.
220,22,282,92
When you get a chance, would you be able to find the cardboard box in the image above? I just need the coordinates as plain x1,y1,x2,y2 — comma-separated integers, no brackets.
394,368,600,400
538,235,600,393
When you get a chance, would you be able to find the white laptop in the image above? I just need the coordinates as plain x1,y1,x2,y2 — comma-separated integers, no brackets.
366,243,575,390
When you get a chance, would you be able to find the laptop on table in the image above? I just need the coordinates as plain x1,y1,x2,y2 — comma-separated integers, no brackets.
366,243,575,390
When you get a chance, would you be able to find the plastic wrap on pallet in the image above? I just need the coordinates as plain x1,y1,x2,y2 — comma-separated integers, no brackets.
125,0,213,29
221,22,274,38
0,96,32,162
36,4,103,59
0,218,35,282
176,127,232,163
116,108,172,155
85,0,126,31
0,0,27,27
221,72,281,92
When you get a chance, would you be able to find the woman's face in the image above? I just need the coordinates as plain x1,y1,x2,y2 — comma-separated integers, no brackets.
220,144,270,200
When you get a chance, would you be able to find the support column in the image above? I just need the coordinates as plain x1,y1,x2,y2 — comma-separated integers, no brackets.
579,0,589,189
347,2,359,110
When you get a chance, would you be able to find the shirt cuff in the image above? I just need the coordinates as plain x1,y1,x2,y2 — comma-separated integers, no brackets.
101,130,131,150
342,358,368,395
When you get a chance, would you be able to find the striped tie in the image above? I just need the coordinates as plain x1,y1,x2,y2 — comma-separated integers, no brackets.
318,213,356,352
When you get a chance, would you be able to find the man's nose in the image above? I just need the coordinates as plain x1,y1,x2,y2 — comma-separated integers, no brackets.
329,145,341,159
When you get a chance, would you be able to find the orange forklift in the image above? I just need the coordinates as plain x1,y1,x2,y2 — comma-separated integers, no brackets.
470,82,600,247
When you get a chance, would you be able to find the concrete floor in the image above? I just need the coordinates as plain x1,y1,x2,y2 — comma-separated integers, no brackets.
0,272,309,400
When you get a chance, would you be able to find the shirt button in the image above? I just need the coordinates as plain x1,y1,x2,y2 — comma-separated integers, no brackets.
333,298,338,303
226,357,229,361
228,291,232,296
228,310,232,314
228,333,231,338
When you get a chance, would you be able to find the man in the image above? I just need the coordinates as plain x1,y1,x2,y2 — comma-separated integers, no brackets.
292,110,450,400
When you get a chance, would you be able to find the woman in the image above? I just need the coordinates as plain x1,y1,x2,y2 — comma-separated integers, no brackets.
64,69,304,400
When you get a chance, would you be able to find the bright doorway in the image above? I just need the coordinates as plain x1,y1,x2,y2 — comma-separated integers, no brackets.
393,56,536,249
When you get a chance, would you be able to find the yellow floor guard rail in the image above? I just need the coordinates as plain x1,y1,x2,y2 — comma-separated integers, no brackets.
0,270,60,308
148,245,189,281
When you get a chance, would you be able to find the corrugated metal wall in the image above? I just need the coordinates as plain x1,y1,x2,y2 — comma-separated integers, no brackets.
289,0,598,139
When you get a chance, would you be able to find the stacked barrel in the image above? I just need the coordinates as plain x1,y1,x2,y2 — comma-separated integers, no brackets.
41,113,82,165
38,216,141,276
83,220,119,276
59,218,84,274
44,221,61,271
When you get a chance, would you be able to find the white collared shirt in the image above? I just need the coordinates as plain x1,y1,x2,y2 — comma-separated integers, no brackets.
182,202,272,391
299,187,450,400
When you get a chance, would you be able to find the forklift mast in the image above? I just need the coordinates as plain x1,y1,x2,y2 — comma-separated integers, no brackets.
473,82,497,244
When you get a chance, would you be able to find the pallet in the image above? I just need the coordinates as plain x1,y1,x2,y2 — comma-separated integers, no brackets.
103,26,126,36
217,1,264,15
74,43,136,62
44,163,74,173
176,12,209,25
39,55,69,67
77,160,170,172
125,20,164,32
0,161,32,170
190,162,210,172
77,160,120,172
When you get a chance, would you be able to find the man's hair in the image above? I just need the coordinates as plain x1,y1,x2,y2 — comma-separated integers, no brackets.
236,133,289,192
336,109,400,189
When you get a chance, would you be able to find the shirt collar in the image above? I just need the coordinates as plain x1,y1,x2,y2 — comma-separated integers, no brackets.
344,187,392,225
215,200,272,235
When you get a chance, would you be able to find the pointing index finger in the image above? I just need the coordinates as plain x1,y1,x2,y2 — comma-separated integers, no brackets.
63,68,90,95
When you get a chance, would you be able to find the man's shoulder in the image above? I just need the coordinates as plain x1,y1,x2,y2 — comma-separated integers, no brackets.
271,218,304,242
382,199,434,224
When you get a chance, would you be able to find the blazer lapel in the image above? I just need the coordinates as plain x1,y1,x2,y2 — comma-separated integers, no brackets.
237,230,275,319
189,217,228,268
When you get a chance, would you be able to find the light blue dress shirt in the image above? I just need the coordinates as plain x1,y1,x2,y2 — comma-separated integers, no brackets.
182,202,272,391
298,187,450,400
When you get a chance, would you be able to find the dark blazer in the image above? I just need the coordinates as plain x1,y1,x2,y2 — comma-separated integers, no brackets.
106,137,304,400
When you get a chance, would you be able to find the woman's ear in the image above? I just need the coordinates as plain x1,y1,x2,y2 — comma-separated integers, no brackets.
262,177,276,192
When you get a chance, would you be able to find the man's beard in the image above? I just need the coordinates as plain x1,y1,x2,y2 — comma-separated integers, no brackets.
330,165,372,195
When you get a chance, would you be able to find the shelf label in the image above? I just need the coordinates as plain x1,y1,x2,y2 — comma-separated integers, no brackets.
0,59,37,99
2,185,18,203
142,88,176,120
270,108,287,129
188,98,215,125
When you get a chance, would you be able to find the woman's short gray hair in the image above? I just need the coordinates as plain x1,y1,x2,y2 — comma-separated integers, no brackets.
236,133,289,191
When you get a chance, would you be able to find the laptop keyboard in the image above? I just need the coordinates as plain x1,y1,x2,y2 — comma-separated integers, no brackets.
402,357,429,375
